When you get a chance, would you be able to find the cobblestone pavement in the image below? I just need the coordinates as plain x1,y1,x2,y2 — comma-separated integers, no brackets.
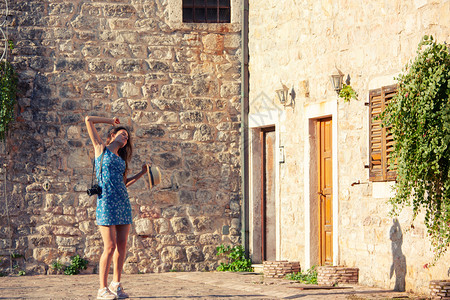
0,271,428,300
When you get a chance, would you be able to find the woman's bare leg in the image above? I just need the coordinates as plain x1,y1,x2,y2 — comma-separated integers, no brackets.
98,225,116,288
112,224,131,283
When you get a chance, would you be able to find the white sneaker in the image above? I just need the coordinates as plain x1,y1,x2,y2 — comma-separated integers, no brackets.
97,287,116,300
109,282,129,299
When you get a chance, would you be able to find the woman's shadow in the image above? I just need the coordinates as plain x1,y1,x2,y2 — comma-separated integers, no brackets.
389,218,406,291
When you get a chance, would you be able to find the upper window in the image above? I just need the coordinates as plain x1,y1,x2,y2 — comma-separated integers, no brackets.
182,0,231,23
369,85,397,182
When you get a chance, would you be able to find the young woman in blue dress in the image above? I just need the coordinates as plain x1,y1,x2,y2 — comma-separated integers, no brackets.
85,116,149,300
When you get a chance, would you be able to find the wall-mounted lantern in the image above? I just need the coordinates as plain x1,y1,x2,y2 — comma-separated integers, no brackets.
276,85,289,105
276,83,295,108
330,66,344,95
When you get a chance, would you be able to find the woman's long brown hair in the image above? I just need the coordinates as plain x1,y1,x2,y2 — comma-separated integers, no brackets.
106,126,133,180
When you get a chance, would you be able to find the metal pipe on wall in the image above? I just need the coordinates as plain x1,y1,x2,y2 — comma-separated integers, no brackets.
240,0,250,257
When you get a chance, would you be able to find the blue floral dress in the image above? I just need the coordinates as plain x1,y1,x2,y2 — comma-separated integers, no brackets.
95,147,132,226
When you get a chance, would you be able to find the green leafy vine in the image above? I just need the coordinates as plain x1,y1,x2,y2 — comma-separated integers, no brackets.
0,57,18,141
380,35,450,264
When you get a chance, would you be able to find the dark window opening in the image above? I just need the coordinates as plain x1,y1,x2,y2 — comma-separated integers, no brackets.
183,0,231,23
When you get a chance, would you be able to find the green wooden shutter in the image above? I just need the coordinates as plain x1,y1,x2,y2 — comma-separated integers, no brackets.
369,85,397,182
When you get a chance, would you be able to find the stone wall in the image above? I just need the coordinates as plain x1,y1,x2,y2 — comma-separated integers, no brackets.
0,0,242,275
248,0,449,294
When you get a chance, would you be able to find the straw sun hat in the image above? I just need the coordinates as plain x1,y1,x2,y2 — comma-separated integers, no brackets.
146,164,161,189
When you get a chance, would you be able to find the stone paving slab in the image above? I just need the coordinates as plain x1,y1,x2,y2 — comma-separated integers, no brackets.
0,272,427,299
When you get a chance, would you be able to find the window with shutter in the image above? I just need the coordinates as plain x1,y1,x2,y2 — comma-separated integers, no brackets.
369,85,397,182
183,0,231,23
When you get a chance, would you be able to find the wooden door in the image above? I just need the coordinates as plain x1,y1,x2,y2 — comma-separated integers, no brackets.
318,118,333,265
261,127,276,261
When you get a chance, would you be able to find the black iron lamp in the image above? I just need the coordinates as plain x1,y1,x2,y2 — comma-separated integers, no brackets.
330,67,344,95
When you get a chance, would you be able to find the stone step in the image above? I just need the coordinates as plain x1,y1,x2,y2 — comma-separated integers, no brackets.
252,264,264,273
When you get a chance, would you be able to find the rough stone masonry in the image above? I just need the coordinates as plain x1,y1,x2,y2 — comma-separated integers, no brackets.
0,0,242,275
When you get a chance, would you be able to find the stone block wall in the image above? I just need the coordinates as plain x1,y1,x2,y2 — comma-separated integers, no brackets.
317,266,358,286
430,280,450,299
263,260,300,278
0,0,242,275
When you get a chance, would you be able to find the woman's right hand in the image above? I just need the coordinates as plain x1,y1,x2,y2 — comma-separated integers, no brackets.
112,117,120,125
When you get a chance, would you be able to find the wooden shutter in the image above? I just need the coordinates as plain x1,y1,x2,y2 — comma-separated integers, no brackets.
369,85,397,182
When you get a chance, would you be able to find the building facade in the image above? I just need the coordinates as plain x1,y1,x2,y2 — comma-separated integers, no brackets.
1,0,450,295
247,0,450,294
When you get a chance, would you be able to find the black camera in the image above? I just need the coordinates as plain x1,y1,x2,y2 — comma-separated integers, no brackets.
86,184,102,196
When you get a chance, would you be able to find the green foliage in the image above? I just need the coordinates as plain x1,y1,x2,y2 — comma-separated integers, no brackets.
216,245,253,272
11,253,23,259
339,84,358,102
285,265,318,284
380,35,450,264
64,255,88,275
51,260,65,272
0,60,18,141
18,270,25,276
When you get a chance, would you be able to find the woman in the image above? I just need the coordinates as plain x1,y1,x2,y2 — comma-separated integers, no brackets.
85,116,148,300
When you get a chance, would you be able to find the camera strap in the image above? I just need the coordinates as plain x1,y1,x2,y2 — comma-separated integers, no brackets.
90,147,105,187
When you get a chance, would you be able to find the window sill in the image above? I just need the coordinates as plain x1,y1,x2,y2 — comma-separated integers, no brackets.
372,181,396,199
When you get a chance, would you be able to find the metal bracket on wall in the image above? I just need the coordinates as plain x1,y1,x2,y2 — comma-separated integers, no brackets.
279,146,285,163
351,180,369,186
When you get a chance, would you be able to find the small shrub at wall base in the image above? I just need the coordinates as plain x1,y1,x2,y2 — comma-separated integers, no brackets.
380,35,450,265
51,260,64,272
64,255,88,275
216,245,253,272
285,265,318,284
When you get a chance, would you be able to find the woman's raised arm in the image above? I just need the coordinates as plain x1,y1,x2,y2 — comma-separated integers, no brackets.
85,116,119,157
